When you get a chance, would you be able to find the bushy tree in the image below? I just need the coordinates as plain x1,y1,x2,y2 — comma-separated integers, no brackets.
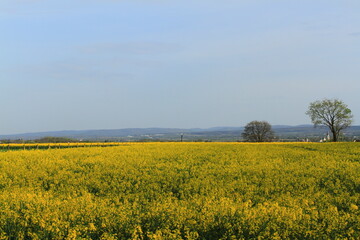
242,121,275,142
306,99,353,142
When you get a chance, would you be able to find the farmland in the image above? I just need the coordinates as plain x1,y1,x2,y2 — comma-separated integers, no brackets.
0,142,359,239
0,142,126,151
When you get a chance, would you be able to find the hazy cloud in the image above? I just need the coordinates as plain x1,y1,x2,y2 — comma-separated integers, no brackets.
349,32,360,37
10,62,133,85
79,42,182,55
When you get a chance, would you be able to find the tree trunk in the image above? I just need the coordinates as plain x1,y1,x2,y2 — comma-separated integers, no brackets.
332,130,337,142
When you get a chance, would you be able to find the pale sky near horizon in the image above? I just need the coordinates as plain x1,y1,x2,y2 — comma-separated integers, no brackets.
1,0,359,134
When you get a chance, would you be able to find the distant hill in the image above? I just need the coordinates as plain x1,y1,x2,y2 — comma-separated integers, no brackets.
1,125,359,142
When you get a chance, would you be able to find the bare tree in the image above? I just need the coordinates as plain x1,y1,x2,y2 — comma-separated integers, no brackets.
306,99,353,142
242,121,275,142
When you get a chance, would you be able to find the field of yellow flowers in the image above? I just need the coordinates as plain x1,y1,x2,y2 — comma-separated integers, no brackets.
0,142,359,239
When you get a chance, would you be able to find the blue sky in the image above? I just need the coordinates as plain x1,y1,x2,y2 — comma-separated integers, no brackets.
1,0,359,134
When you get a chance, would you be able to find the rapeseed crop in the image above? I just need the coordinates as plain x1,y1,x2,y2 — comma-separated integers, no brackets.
0,143,359,239
0,142,127,151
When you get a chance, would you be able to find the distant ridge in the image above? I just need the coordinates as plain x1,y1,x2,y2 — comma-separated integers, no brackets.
0,128,192,140
1,125,359,141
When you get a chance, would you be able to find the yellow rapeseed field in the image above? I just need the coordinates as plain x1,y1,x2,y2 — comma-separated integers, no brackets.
0,142,359,239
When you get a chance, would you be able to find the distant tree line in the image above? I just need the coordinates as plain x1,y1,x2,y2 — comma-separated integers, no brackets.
242,98,354,142
0,137,77,144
